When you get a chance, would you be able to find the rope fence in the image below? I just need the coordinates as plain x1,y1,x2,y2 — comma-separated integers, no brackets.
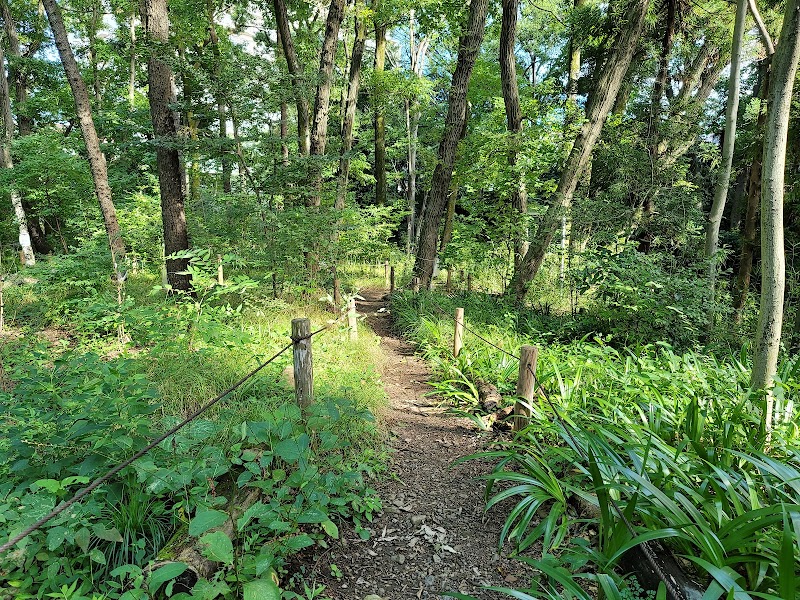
427,298,683,599
0,317,343,555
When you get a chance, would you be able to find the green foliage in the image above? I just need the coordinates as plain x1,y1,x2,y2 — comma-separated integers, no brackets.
393,290,800,599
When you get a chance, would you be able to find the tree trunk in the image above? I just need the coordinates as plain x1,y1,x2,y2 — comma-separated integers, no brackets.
566,0,586,121
406,11,428,255
412,0,490,288
751,0,800,436
274,0,310,157
508,0,650,301
638,0,676,253
704,0,748,286
374,21,387,206
336,9,366,210
308,0,346,207
41,0,126,265
129,11,136,107
143,0,191,292
0,40,33,265
500,0,528,271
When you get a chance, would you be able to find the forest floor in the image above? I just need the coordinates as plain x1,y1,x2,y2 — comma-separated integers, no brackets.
308,288,529,600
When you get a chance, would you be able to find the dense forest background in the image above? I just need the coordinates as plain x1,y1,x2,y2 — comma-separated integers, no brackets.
2,0,800,595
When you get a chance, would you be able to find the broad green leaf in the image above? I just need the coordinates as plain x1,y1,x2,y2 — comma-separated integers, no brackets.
322,519,339,539
89,548,106,565
200,531,234,564
243,578,281,600
189,509,229,537
148,562,188,593
46,526,68,551
93,524,123,543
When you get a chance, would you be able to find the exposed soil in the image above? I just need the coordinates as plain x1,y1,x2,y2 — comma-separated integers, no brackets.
309,289,530,600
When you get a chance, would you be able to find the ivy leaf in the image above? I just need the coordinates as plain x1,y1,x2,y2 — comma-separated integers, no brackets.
200,531,234,564
189,509,229,537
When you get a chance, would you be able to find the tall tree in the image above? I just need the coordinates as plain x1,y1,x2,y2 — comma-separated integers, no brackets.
0,34,33,265
500,0,528,270
273,0,310,157
412,0,490,287
704,0,748,286
41,0,127,266
508,0,651,302
751,0,800,434
308,0,347,206
374,13,387,206
336,6,367,209
143,0,190,292
405,9,428,254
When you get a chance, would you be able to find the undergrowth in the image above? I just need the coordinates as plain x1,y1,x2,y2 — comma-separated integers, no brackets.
392,290,800,600
0,252,388,599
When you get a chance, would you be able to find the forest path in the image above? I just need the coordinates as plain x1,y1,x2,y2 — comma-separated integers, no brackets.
311,288,525,600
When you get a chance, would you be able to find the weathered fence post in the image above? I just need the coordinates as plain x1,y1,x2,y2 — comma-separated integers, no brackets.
347,298,358,341
454,307,464,357
291,318,314,410
467,272,472,293
217,254,224,285
384,261,390,286
390,266,395,294
412,277,420,292
514,345,538,431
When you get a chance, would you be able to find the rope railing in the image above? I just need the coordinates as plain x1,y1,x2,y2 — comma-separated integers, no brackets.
427,299,684,600
0,323,336,555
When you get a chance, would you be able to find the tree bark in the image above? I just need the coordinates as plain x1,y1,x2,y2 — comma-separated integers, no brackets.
374,20,387,206
274,0,310,156
307,0,346,207
751,0,800,435
405,11,428,255
41,0,126,265
704,0,748,288
0,39,33,265
129,11,137,107
336,9,366,209
500,0,529,271
412,0,490,288
508,0,650,302
143,0,191,292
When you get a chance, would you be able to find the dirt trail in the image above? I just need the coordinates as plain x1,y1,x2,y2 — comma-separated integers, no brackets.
312,289,526,600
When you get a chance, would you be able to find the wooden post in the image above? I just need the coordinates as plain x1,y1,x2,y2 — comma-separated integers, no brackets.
217,254,224,285
412,277,420,292
514,346,538,431
272,272,278,299
390,266,395,294
467,272,472,293
453,307,464,357
384,260,389,286
347,298,358,341
446,269,452,293
291,318,313,410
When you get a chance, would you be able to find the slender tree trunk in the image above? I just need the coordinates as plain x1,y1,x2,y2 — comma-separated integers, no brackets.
3,0,50,254
508,0,650,302
41,0,126,265
274,0,310,156
704,0,748,288
143,0,191,292
336,9,366,210
0,40,33,265
405,11,427,255
751,0,800,435
566,0,586,120
307,0,346,207
638,0,676,253
207,5,231,194
500,0,528,270
129,11,136,107
374,20,387,206
412,0,490,288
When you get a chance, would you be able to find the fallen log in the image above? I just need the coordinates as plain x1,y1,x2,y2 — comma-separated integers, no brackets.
475,378,503,412
150,487,261,593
